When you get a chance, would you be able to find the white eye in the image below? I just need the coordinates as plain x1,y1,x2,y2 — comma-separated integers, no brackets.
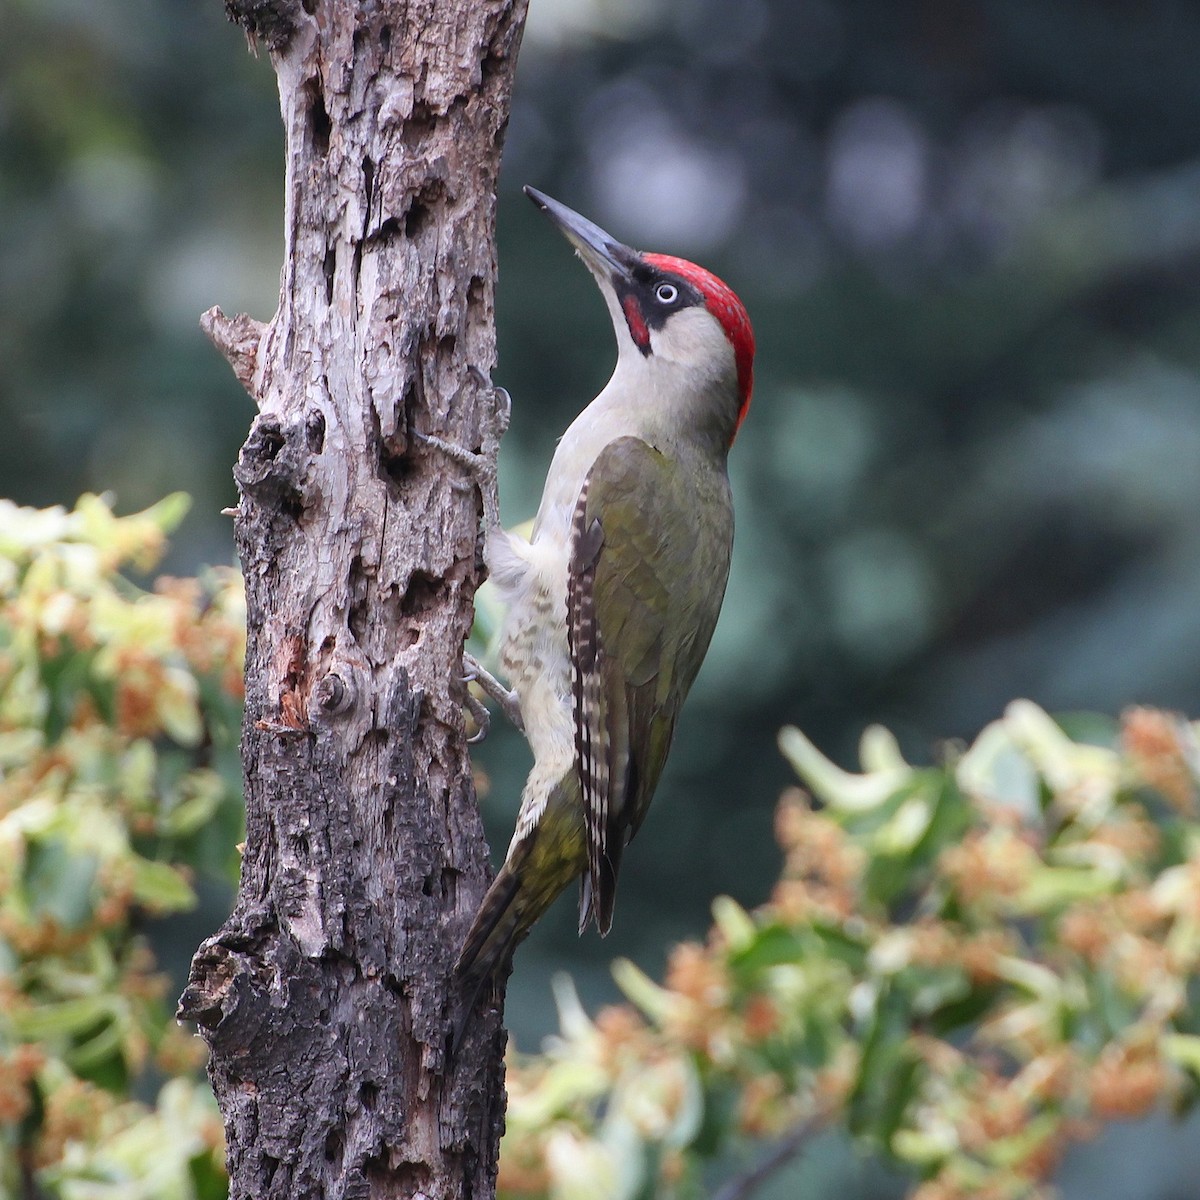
654,282,679,305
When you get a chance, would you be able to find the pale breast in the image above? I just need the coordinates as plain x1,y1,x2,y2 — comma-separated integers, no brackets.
496,531,575,769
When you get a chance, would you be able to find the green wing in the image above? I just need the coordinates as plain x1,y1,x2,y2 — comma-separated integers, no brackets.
567,435,734,934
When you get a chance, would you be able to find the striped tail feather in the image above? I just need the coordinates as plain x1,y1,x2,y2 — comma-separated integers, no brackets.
452,861,521,1055
453,775,587,1053
456,863,521,995
577,840,621,936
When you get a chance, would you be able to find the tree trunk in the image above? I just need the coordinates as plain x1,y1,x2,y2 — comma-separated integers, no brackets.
177,3,527,1197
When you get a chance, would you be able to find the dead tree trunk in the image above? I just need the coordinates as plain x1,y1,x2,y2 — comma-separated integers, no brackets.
177,2,527,1197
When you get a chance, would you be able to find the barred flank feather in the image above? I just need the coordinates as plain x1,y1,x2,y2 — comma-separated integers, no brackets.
567,482,608,933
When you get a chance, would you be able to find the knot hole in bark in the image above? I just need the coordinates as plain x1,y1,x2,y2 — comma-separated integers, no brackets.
307,80,331,157
362,155,375,216
347,555,370,646
306,408,326,453
236,414,312,522
377,376,417,487
394,569,446,652
323,242,336,306
405,199,432,242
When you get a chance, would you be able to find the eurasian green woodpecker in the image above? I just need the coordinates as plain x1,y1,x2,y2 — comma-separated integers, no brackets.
455,186,755,1011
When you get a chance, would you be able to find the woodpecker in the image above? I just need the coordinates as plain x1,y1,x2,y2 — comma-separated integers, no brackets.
452,186,755,1013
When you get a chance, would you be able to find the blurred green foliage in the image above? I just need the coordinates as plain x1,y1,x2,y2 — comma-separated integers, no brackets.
0,0,282,565
5,498,1200,1199
499,702,1200,1200
0,495,243,1197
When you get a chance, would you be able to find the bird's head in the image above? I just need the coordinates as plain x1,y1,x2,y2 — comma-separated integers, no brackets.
525,186,755,445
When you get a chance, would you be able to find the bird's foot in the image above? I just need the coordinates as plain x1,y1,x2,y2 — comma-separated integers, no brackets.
463,652,524,736
418,373,510,532
463,684,492,745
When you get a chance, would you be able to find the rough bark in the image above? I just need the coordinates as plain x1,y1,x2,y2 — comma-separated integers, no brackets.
177,3,527,1197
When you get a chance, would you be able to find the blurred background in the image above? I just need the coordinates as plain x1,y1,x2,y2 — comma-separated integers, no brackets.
4,0,1200,1193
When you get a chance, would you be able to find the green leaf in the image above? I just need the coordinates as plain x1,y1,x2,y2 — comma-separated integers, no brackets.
141,492,192,535
726,924,810,980
689,1075,737,1158
1018,864,1115,913
188,1150,230,1200
927,983,1002,1036
862,775,971,910
37,642,97,743
1084,966,1138,1042
809,920,870,968
10,995,114,1040
878,1055,924,1152
76,1043,131,1093
1164,1034,1200,1077
68,1014,126,1071
847,981,916,1140
161,770,225,837
23,839,98,928
129,857,195,913
778,725,913,812
613,959,676,1024
711,896,756,951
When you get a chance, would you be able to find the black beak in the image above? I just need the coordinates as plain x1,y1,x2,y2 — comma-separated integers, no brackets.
524,186,637,284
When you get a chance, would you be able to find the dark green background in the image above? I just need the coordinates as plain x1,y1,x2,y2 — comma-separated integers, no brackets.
5,1,1200,1193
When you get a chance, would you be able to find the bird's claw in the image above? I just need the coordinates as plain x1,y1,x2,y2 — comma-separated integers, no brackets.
463,367,512,449
462,652,525,735
487,385,512,442
419,376,509,533
464,685,491,744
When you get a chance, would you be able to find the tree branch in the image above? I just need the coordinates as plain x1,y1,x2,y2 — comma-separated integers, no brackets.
712,1116,827,1200
200,306,265,401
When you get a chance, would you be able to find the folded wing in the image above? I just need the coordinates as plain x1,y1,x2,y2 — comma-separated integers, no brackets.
566,435,733,934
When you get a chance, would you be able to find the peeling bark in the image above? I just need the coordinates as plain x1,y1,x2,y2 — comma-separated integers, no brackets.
178,3,527,1197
